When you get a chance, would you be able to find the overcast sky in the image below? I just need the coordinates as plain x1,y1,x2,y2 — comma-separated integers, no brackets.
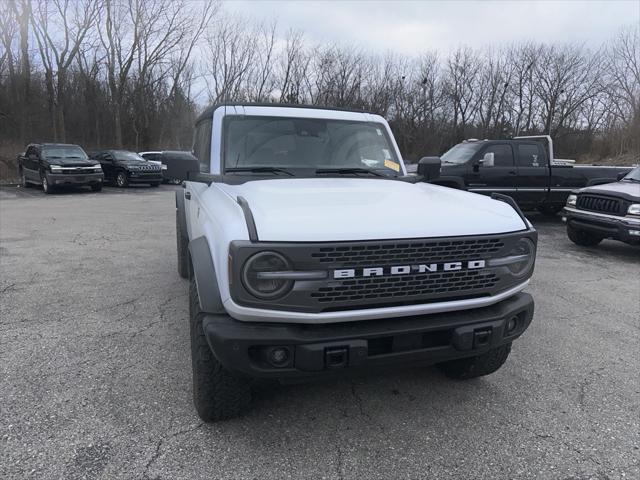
223,0,638,55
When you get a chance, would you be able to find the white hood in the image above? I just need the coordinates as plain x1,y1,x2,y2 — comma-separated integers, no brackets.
217,178,527,242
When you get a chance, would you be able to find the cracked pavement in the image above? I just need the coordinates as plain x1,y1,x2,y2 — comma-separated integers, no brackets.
1,185,639,479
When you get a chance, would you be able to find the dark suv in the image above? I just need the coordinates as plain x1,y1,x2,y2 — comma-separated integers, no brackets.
18,143,104,194
91,150,162,187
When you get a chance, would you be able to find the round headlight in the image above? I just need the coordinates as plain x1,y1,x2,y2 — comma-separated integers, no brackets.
506,238,536,277
242,251,293,299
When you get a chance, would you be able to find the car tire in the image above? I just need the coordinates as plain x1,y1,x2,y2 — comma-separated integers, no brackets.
116,171,128,188
176,210,189,279
567,224,603,246
437,343,512,379
537,205,562,216
91,184,103,192
150,182,160,187
189,275,251,422
42,174,54,194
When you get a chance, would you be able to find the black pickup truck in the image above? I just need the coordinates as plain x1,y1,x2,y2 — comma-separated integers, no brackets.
422,136,633,215
563,166,640,246
18,143,104,194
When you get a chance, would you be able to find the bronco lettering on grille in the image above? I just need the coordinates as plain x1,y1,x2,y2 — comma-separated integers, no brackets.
333,260,486,279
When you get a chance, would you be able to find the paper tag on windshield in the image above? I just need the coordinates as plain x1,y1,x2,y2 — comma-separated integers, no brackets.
376,129,383,136
384,159,400,172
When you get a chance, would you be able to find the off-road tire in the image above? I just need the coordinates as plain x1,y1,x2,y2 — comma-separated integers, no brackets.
567,224,603,246
116,171,128,188
176,210,189,279
537,205,562,216
438,343,512,379
189,276,251,422
91,184,103,192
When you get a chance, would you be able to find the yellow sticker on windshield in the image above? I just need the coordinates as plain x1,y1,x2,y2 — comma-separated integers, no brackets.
384,159,400,172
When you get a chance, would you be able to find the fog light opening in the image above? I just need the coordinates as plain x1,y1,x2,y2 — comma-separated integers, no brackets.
266,347,291,368
506,316,518,334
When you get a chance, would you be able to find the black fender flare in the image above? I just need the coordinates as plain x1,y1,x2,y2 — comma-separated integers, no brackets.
188,236,225,314
175,190,188,240
586,177,616,187
431,176,466,190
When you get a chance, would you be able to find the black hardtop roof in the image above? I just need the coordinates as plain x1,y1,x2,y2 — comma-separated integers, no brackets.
196,102,375,124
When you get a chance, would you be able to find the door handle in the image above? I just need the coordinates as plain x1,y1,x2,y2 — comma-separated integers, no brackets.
508,171,517,175
185,191,191,200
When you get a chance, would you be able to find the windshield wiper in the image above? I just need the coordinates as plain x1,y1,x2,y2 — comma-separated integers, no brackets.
315,167,387,178
621,177,640,182
225,166,294,176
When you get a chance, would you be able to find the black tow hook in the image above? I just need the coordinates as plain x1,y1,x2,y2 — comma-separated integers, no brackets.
473,328,492,348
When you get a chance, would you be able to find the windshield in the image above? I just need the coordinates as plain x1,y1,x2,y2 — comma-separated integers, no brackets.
42,145,87,160
622,167,640,182
441,143,482,165
223,116,402,176
113,151,145,162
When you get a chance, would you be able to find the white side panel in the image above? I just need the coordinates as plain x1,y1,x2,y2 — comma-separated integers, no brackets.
190,183,251,303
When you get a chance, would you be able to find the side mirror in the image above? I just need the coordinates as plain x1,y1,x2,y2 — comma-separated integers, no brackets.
28,153,37,161
171,154,201,182
479,152,495,167
417,156,441,182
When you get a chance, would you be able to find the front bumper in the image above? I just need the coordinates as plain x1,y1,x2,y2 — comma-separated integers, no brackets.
128,172,162,183
203,292,534,379
47,172,103,186
563,207,640,244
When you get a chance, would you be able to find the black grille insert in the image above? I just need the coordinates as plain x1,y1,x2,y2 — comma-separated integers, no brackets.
577,195,623,215
310,270,498,304
310,238,504,266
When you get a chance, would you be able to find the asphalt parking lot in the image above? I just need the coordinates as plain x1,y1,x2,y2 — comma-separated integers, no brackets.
1,184,638,480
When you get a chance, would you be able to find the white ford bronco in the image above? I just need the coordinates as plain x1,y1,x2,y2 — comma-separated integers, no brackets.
174,104,537,421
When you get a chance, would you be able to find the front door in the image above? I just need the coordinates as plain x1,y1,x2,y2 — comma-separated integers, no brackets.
466,143,517,197
100,154,115,182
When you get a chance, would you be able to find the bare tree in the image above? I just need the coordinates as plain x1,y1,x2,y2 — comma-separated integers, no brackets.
31,0,99,141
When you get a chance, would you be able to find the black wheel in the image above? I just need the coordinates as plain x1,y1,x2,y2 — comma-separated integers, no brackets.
91,183,103,192
150,182,160,187
567,224,603,246
176,210,189,279
116,171,128,188
438,343,512,379
189,276,251,422
537,205,562,216
42,174,54,194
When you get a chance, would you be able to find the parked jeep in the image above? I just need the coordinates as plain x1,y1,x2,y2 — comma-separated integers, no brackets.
563,166,640,246
91,150,162,187
175,103,537,422
18,143,104,194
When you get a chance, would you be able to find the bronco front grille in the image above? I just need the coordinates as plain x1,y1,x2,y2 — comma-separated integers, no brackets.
577,195,623,215
229,232,534,314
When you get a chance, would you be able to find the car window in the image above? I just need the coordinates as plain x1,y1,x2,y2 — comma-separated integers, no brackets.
26,146,36,157
483,144,514,167
518,144,545,167
193,120,212,172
